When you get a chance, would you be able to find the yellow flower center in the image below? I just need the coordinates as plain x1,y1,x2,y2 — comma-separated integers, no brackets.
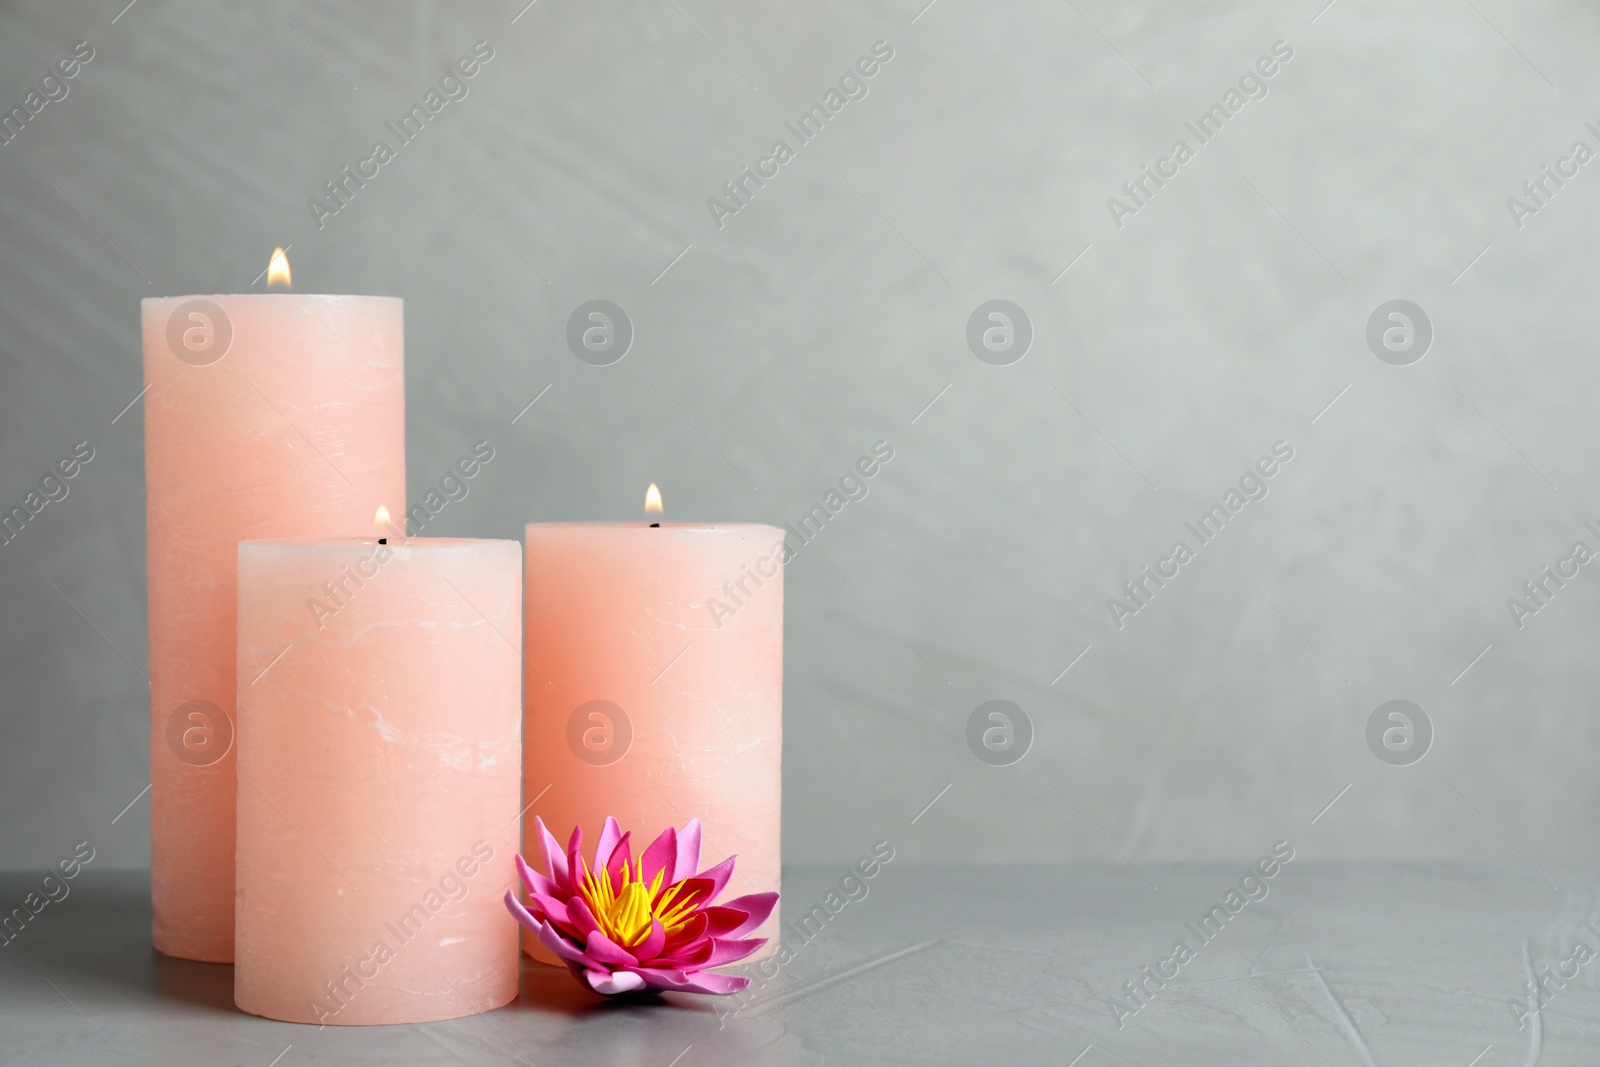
579,856,700,949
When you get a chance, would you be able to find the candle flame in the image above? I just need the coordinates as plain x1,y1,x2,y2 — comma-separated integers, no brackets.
374,504,391,527
267,247,291,288
644,483,663,516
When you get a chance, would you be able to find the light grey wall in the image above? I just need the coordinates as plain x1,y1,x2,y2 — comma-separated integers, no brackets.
3,0,1599,872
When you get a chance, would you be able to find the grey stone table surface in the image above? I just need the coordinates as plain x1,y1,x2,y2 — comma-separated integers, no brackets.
1,864,1595,1066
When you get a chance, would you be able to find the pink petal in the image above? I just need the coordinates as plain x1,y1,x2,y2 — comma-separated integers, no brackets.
587,969,647,995
699,906,751,938
594,816,624,872
669,970,751,996
565,894,602,938
605,831,633,890
665,912,709,947
702,936,766,967
585,930,639,968
526,891,572,928
516,852,561,900
565,824,585,890
717,892,779,938
664,867,727,914
535,917,601,969
633,918,667,963
673,819,703,883
656,938,714,967
504,889,540,933
632,965,692,986
641,826,677,885
661,879,713,922
695,855,736,899
635,967,750,995
534,817,570,889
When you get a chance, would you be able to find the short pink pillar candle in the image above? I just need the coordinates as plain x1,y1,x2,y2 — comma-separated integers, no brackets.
235,537,522,1025
142,292,404,963
523,521,785,963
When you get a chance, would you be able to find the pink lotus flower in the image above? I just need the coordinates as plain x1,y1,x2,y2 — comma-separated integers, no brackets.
505,816,778,996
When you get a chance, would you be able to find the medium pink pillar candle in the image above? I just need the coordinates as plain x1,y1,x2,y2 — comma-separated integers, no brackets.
235,537,522,1025
142,290,404,963
523,521,784,962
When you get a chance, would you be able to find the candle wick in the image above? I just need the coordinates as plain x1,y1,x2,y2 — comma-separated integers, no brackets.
649,523,660,528
378,538,387,544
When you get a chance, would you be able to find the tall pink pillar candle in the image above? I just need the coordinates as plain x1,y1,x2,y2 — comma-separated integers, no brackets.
523,522,784,963
235,537,522,1025
142,293,404,963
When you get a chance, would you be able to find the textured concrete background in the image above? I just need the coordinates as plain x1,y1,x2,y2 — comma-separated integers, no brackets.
2,0,1599,871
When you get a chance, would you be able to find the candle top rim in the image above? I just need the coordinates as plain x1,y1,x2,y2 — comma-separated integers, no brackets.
141,294,402,304
239,536,513,551
524,522,785,534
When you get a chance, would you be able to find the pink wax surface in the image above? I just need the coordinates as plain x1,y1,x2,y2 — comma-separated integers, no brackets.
142,294,405,963
523,522,785,963
235,537,522,1025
